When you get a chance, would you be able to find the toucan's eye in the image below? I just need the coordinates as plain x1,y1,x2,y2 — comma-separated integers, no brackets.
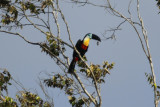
88,35,91,38
89,34,92,38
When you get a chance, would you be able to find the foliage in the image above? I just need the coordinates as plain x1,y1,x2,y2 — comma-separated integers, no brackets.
0,68,52,107
0,0,52,27
0,0,160,106
0,69,12,92
145,73,155,87
145,73,160,101
0,69,17,106
44,60,114,106
16,91,51,107
41,32,66,57
0,91,52,107
44,74,91,107
0,0,18,25
0,0,10,7
0,0,115,107
0,96,18,107
44,74,74,95
68,96,90,107
156,0,160,10
79,61,114,83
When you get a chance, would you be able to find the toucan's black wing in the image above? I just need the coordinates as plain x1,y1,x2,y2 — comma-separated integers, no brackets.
68,39,82,73
75,39,82,50
73,39,82,58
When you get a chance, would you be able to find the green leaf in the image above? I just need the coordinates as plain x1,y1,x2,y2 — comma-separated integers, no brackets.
8,83,12,85
68,96,72,100
154,83,157,88
62,80,65,85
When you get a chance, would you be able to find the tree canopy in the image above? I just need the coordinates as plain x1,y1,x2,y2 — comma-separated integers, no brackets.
0,0,160,107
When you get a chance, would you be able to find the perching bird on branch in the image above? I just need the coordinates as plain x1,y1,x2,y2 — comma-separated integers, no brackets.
68,33,101,73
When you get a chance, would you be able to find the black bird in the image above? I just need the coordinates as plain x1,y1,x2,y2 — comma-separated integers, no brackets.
68,33,101,73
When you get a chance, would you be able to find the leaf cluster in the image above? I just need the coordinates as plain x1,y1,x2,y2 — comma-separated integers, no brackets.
0,69,12,92
44,73,91,107
156,0,160,9
16,91,51,107
19,1,41,14
145,73,160,99
0,69,51,107
0,90,51,107
68,96,90,107
44,74,74,95
0,96,18,107
80,61,114,83
41,33,66,57
41,0,53,11
0,0,10,7
1,5,18,25
0,0,52,26
0,1,19,26
145,73,155,87
77,56,88,68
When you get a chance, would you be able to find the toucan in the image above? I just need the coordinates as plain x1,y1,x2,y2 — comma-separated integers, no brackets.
68,33,101,73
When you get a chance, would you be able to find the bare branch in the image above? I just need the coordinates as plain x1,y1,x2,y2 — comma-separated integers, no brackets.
104,0,159,106
137,0,158,106
107,0,149,57
73,72,97,105
0,30,39,45
0,30,69,69
102,20,126,41
128,0,133,20
70,0,109,8
38,77,54,106
23,11,47,35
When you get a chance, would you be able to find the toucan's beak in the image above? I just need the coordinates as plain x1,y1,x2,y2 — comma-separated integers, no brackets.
92,34,101,42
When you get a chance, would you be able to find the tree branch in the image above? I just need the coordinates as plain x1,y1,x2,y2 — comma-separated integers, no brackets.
137,0,158,106
57,2,101,106
0,30,69,69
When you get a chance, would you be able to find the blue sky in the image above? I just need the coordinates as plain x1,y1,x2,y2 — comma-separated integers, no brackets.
0,0,160,107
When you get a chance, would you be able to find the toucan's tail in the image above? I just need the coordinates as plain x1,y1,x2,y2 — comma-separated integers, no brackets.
68,59,76,73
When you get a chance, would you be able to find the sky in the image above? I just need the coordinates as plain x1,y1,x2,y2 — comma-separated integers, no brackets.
0,0,160,107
